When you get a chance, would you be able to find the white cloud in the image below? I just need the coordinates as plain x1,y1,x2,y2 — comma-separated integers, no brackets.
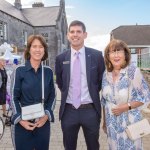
85,34,110,52
36,0,43,2
65,5,75,20
5,0,13,4
5,0,34,7
66,15,72,19
65,5,75,9
6,0,74,8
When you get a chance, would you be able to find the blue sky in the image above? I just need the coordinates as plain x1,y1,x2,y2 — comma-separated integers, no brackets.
6,0,150,50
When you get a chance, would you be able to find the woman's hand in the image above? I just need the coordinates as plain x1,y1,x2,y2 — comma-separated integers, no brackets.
19,120,37,131
35,115,48,128
111,104,128,116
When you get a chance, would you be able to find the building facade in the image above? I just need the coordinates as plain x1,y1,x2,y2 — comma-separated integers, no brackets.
0,0,68,70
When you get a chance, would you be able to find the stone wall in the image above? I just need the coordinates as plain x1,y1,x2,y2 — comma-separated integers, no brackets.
0,7,68,71
0,11,33,48
34,26,58,71
0,12,59,71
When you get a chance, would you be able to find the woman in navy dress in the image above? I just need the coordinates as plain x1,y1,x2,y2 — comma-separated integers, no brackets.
0,59,7,118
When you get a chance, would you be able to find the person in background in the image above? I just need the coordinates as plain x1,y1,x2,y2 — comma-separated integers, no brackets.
102,39,150,150
11,35,55,150
0,59,7,118
55,20,105,150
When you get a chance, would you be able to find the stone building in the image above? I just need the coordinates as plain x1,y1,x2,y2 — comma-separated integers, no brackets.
0,0,68,70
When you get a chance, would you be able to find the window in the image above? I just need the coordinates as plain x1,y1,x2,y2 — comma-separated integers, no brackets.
0,21,7,41
3,23,7,40
0,22,3,38
23,31,27,45
41,33,48,44
130,48,136,54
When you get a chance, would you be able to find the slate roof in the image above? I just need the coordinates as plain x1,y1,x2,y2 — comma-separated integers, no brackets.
0,0,30,24
0,0,60,26
111,25,150,46
22,6,59,26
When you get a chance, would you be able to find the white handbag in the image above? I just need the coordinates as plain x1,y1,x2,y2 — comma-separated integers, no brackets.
21,63,45,120
124,72,150,140
125,118,150,140
21,103,45,120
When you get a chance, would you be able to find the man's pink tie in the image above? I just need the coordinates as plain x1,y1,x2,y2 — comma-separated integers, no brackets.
72,52,81,109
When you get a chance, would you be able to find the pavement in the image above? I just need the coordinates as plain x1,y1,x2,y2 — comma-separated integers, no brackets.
0,85,150,150
0,103,109,150
0,85,108,150
0,102,109,150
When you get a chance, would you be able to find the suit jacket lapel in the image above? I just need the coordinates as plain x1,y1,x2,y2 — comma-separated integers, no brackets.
65,50,71,88
85,47,91,88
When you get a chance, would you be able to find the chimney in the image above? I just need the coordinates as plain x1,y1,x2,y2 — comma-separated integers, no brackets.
14,0,22,9
32,2,44,8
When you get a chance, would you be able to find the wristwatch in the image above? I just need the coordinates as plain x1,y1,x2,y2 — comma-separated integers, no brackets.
128,103,132,110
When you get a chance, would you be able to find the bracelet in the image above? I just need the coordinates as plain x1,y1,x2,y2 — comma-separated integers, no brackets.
127,103,132,110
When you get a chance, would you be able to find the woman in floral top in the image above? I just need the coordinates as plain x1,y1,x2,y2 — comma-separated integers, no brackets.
101,39,150,150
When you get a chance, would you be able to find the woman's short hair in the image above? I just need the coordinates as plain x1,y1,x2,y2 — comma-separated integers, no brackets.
104,39,131,72
24,34,48,61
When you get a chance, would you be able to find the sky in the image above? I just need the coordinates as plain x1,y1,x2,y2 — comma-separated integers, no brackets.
5,0,150,51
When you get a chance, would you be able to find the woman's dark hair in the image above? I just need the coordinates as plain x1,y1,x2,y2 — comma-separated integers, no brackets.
24,34,48,61
104,39,131,72
69,20,86,32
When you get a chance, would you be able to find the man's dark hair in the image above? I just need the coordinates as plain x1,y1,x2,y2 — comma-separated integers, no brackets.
69,20,86,32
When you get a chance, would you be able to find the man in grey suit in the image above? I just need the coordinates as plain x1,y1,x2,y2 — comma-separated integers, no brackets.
55,20,105,150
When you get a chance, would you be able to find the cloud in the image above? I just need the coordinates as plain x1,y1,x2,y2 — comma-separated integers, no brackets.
65,5,75,20
66,15,73,19
6,0,35,7
65,5,75,9
6,0,75,9
5,0,13,4
85,34,110,52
